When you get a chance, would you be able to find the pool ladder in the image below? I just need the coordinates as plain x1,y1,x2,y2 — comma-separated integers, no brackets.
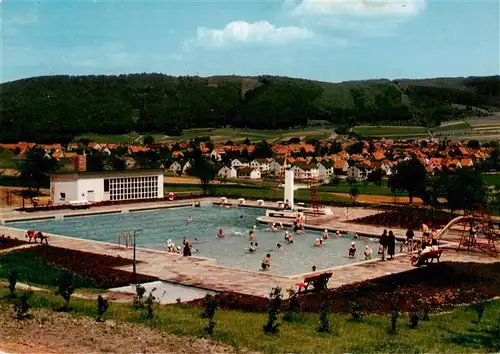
117,231,134,249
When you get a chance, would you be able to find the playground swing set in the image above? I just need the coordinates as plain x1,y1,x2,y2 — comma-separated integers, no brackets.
457,208,499,257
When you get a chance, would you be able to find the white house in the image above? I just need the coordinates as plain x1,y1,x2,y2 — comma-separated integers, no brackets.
316,162,334,182
347,164,370,180
169,161,182,173
250,159,271,172
290,163,319,180
269,160,282,174
238,167,261,180
210,149,225,162
50,169,164,205
182,161,192,174
231,158,249,169
333,160,349,174
218,166,237,179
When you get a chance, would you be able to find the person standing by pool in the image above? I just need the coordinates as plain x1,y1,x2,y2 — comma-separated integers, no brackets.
379,229,388,261
405,228,415,254
261,254,271,270
387,230,396,260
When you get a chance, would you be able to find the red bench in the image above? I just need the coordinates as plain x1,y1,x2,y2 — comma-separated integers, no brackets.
296,272,333,293
411,249,443,267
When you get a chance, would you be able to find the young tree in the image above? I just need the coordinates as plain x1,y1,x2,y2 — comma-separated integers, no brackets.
193,157,216,195
143,134,155,145
367,168,383,187
349,186,360,202
388,158,427,204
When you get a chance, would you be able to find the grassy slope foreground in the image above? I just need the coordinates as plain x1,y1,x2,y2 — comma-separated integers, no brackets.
1,74,499,143
2,286,500,353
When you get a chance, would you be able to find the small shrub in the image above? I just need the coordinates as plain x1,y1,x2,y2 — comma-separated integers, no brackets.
133,285,146,309
96,295,109,322
13,293,31,320
283,288,300,322
7,268,18,298
202,294,218,335
56,270,74,312
317,302,330,333
390,310,399,335
420,299,430,321
140,288,157,319
475,300,486,324
350,302,364,321
409,306,419,329
176,297,182,304
263,287,282,335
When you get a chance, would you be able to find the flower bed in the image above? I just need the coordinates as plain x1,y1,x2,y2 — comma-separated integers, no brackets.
0,236,29,251
348,209,455,230
187,262,500,314
17,245,158,288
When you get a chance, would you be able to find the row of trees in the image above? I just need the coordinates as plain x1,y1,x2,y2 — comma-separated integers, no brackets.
388,158,494,211
1,74,499,143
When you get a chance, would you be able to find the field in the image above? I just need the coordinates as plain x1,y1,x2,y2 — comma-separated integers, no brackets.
0,148,15,169
3,272,500,353
351,125,429,138
77,126,336,144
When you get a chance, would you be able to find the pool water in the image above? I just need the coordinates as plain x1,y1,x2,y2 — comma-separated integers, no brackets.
10,206,381,276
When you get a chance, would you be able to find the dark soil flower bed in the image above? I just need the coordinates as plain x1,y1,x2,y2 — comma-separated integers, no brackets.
0,236,28,251
349,209,455,230
187,262,500,314
19,245,158,288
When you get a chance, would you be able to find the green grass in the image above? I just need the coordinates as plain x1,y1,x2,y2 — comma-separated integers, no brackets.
483,174,500,187
0,147,15,169
76,126,335,144
0,251,95,289
432,122,472,132
318,180,407,197
3,286,500,353
351,125,428,138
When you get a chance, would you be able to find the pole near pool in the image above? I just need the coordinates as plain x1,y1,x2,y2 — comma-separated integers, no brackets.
133,229,142,282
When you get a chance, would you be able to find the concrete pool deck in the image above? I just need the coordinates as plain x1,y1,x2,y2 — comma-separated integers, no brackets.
1,198,498,298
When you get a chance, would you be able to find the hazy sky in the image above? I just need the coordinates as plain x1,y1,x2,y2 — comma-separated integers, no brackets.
1,0,499,83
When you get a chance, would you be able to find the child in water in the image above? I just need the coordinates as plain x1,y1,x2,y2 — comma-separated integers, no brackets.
217,229,226,239
364,245,373,260
322,229,329,240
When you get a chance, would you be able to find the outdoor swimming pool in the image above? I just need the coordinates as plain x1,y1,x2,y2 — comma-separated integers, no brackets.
10,205,381,276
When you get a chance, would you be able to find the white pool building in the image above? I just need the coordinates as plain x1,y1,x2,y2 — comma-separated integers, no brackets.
50,169,164,205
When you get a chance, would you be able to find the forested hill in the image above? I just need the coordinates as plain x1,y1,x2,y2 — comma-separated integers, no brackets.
1,74,499,143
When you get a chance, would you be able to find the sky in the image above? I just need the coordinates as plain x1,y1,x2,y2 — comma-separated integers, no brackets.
1,0,499,83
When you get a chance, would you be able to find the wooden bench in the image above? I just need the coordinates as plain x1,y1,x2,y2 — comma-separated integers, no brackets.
296,272,333,294
411,249,442,267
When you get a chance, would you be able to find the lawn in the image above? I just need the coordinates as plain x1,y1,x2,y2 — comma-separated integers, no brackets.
432,122,472,132
318,180,407,197
75,132,143,144
483,174,500,187
0,147,15,169
351,125,428,138
2,285,500,353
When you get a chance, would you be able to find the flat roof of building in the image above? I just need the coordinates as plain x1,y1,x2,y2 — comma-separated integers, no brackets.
51,168,164,176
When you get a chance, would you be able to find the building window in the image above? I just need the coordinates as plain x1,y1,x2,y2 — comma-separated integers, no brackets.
104,179,110,192
105,175,158,201
59,193,66,201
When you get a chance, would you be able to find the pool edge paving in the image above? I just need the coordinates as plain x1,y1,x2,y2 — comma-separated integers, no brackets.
1,198,498,299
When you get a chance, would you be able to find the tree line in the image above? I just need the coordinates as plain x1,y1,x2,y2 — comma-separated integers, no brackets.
1,74,499,143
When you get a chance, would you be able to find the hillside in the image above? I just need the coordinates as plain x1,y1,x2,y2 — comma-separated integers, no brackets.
0,74,499,143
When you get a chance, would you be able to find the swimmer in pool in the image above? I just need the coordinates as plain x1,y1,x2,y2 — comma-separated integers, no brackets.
322,229,329,240
249,230,255,240
284,231,294,244
364,245,373,260
248,241,257,253
314,238,323,247
349,242,357,258
187,216,193,222
336,230,341,238
261,254,271,270
217,229,226,239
